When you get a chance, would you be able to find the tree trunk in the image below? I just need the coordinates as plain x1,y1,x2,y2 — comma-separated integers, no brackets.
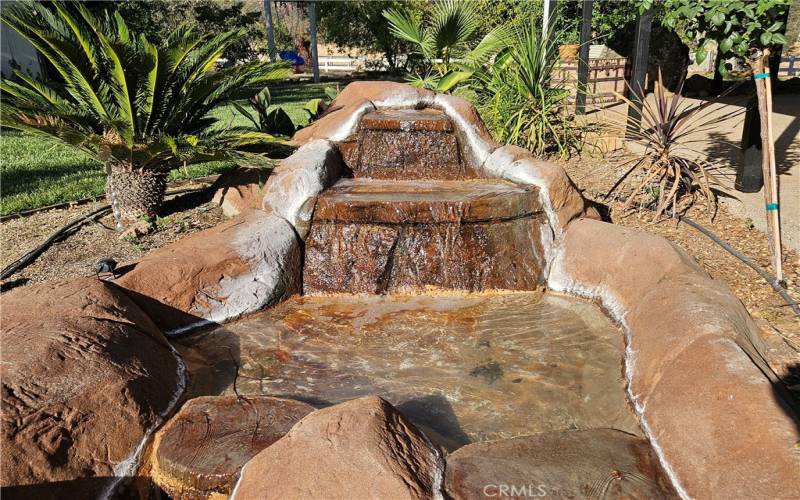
105,161,167,230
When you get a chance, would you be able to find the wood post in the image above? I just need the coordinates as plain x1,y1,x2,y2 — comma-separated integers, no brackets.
750,49,784,281
263,0,276,62
626,7,653,134
576,0,593,115
308,0,320,83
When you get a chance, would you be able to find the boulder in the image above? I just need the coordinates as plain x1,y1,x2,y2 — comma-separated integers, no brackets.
260,140,342,238
152,396,314,499
210,168,270,217
117,209,301,335
1,278,183,500
231,396,444,499
548,218,800,499
445,429,676,499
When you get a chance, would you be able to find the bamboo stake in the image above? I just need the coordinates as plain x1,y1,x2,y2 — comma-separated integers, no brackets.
749,49,783,281
763,51,783,282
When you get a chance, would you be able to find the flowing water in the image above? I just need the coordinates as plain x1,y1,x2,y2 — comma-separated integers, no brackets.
174,291,640,451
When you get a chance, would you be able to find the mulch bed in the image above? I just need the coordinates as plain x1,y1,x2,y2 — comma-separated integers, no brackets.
1,187,226,292
559,155,800,355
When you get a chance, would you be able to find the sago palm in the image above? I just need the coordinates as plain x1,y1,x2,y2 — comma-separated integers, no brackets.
0,1,290,228
383,0,511,91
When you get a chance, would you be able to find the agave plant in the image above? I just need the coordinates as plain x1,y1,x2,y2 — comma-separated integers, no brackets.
383,0,511,91
609,69,737,219
0,1,290,228
474,25,580,158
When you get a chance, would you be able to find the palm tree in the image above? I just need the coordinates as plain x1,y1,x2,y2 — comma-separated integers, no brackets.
1,1,290,228
383,0,511,91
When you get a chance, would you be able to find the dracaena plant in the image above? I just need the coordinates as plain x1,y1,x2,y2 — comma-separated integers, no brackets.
383,0,512,92
0,1,291,228
609,69,738,219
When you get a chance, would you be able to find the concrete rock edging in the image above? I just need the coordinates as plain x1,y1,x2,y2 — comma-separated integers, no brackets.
261,139,343,239
0,278,186,500
117,209,302,336
548,218,800,499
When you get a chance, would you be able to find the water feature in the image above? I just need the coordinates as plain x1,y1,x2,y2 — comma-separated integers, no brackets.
172,106,661,492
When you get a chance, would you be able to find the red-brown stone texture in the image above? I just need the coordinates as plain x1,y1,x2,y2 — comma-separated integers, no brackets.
210,167,269,217
290,81,590,244
1,278,183,500
548,218,800,499
117,209,301,334
151,396,315,499
304,179,546,294
445,429,676,499
231,396,444,499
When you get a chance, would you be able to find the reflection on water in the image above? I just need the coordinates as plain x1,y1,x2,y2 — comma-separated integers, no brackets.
174,291,640,449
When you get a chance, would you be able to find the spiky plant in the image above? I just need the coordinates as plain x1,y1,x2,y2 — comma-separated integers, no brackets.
383,0,511,91
1,1,290,228
609,69,735,219
474,25,580,158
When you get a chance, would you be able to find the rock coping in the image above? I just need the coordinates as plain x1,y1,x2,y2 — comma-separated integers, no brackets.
313,178,541,224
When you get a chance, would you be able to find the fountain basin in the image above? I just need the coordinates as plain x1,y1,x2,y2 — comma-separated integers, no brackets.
175,291,641,450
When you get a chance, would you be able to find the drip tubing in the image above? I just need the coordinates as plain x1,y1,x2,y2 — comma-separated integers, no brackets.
0,187,207,282
588,190,799,316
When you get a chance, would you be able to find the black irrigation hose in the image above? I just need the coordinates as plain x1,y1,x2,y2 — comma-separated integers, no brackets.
0,187,207,282
589,190,800,316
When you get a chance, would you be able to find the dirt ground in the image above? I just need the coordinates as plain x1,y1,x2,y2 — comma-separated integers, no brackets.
1,186,225,292
560,154,800,356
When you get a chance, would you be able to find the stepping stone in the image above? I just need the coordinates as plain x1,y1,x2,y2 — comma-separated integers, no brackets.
445,429,678,499
151,396,314,499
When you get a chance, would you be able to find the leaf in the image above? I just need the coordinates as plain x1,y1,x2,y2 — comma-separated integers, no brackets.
771,33,787,45
760,31,773,46
719,37,734,54
695,44,708,64
265,106,295,136
710,12,725,26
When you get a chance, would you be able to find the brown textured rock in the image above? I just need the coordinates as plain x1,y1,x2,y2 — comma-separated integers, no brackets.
445,429,676,499
549,218,800,499
117,209,301,334
304,178,546,295
210,168,268,217
314,178,540,224
291,82,498,170
644,334,800,499
152,396,314,499
1,278,182,499
231,396,444,500
351,109,479,180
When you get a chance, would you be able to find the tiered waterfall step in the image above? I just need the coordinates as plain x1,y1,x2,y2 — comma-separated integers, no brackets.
303,178,546,294
339,108,483,180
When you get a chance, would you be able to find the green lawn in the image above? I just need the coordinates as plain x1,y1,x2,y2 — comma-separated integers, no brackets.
0,80,343,216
